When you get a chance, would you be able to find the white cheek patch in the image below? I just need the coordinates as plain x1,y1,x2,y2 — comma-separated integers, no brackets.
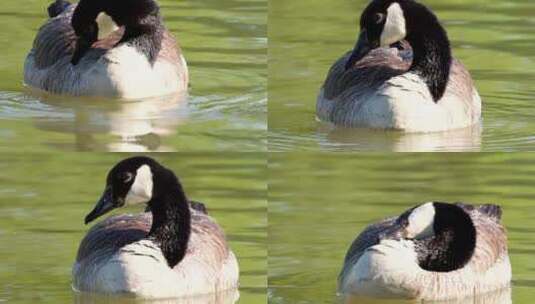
125,165,153,205
380,3,407,47
406,202,435,239
96,12,119,40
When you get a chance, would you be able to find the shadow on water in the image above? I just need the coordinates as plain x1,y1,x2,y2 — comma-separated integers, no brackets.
22,89,188,152
316,123,482,152
74,289,239,304
340,287,511,304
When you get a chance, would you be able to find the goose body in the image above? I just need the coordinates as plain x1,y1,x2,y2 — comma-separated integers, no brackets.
317,0,481,132
339,202,511,301
73,157,239,298
24,0,188,99
73,210,238,297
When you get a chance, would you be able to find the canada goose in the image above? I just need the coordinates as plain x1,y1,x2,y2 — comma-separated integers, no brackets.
317,0,481,132
30,92,186,152
339,202,511,301
72,156,239,298
24,0,188,99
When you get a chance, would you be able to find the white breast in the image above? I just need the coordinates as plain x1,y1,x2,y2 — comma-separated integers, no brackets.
318,72,481,132
77,45,187,99
340,239,423,298
24,45,188,99
317,72,481,132
380,73,481,132
86,239,239,298
339,239,512,301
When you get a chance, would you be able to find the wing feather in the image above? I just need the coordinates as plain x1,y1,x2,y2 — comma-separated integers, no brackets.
457,203,508,273
75,206,232,275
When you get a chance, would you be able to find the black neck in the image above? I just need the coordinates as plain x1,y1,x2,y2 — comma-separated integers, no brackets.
72,0,164,65
147,168,191,268
404,2,452,102
71,0,100,36
415,203,476,272
118,13,164,65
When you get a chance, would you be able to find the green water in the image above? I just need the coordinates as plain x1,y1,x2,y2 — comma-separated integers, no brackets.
269,153,535,303
268,0,535,151
0,153,267,303
0,0,267,152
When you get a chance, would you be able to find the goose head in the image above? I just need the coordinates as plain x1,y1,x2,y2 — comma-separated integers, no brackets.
71,0,160,65
380,202,477,272
85,156,162,224
345,0,444,71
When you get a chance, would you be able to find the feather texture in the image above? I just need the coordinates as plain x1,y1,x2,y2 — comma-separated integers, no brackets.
317,44,481,132
339,202,511,301
24,4,188,99
73,207,239,298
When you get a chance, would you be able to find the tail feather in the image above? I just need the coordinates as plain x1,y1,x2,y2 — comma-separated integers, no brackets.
47,0,71,18
478,204,502,222
456,202,502,222
190,200,208,214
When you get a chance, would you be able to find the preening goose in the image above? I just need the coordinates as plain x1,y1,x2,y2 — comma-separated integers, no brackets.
24,0,188,99
339,202,511,301
317,0,481,132
72,157,239,298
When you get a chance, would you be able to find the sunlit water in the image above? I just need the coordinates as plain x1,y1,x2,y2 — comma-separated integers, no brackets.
0,153,267,303
0,0,267,152
268,0,535,151
268,153,535,303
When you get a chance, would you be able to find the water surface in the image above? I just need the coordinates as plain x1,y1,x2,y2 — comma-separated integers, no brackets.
269,153,535,303
268,0,535,151
0,153,267,303
0,0,267,152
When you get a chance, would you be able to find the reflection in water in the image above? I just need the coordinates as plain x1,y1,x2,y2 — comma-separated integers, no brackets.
341,287,511,304
318,123,482,152
74,289,239,304
27,90,187,151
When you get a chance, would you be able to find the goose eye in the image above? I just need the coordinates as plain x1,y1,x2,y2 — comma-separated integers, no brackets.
121,172,134,183
374,13,385,24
